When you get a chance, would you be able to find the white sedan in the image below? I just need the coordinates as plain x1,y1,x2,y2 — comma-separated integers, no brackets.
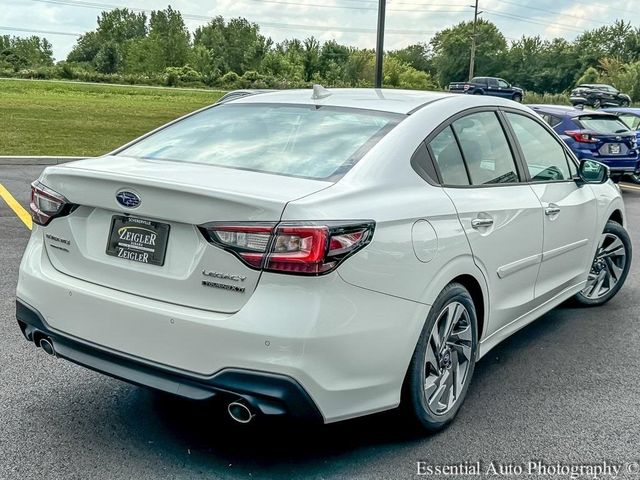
17,87,631,431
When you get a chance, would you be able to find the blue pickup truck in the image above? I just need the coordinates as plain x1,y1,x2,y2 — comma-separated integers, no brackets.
449,76,524,102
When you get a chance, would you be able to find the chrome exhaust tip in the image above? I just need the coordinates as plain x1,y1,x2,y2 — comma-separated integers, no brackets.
39,337,56,356
227,401,255,424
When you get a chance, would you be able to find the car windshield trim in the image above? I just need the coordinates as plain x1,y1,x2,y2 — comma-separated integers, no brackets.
116,103,405,182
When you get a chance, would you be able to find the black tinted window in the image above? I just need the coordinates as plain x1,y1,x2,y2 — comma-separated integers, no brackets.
429,127,469,186
576,115,630,134
452,112,520,185
506,113,571,182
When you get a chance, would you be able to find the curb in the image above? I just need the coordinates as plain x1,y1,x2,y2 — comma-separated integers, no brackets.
0,156,86,166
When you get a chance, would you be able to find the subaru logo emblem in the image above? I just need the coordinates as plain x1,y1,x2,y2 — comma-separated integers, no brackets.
116,190,141,208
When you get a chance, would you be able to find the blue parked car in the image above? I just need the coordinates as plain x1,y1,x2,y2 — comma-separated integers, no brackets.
530,105,640,183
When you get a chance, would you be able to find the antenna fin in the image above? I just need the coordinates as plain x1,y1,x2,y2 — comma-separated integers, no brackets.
312,84,331,100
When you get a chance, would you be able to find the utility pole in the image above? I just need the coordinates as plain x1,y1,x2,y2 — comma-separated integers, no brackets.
374,0,386,88
468,0,480,81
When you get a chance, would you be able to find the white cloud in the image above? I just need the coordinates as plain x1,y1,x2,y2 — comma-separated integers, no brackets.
0,0,639,61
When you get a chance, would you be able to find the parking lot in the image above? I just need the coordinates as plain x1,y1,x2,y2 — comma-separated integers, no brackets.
2,164,640,480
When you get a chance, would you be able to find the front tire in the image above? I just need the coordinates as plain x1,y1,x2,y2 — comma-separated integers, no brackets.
574,221,632,306
512,93,522,103
593,98,602,109
402,283,478,432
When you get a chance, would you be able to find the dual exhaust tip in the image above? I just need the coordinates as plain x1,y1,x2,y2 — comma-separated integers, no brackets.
38,337,56,357
35,333,257,424
227,400,256,424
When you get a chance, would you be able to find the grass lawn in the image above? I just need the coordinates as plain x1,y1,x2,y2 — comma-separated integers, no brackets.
0,79,225,156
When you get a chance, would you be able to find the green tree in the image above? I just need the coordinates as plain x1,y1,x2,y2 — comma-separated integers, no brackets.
576,66,600,85
96,8,147,44
0,35,54,71
194,16,270,76
145,6,191,70
430,19,507,87
94,41,121,73
389,43,432,73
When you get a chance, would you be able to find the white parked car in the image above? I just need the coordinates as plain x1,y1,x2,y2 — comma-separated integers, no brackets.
17,88,631,431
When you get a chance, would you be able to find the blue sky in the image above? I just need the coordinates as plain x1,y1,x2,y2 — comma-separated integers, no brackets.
1,0,638,61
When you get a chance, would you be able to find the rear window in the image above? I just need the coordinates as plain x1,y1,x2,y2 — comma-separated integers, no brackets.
575,115,630,134
118,103,403,180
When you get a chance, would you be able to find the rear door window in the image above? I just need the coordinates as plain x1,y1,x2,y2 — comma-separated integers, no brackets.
538,113,562,128
451,112,520,185
506,112,572,182
428,127,470,186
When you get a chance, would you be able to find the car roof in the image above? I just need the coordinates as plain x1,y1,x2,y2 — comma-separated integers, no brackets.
226,88,454,115
603,107,640,115
529,104,616,117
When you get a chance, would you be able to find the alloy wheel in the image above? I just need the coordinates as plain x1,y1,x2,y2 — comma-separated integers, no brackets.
423,302,473,416
581,232,628,300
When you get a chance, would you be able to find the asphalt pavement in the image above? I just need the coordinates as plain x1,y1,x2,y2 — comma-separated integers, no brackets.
1,165,640,480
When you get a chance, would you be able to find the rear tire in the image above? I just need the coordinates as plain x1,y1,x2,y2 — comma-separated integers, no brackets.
574,221,632,306
627,173,640,184
593,99,602,109
402,283,478,432
621,100,630,107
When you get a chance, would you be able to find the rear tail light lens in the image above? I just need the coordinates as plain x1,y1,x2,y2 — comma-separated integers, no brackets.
30,181,73,226
199,221,374,275
565,130,598,143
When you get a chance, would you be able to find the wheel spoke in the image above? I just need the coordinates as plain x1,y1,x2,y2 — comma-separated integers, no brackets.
593,270,607,296
424,374,438,399
605,257,623,283
601,237,623,257
440,303,457,345
425,338,439,373
430,322,442,352
428,370,449,412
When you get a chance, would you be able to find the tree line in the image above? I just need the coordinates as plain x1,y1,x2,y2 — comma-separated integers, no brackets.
2,6,640,100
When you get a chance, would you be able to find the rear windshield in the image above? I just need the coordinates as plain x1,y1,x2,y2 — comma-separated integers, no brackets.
118,103,403,180
575,115,630,134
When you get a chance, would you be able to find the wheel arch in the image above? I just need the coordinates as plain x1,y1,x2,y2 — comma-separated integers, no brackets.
420,257,489,342
609,209,624,226
451,274,486,342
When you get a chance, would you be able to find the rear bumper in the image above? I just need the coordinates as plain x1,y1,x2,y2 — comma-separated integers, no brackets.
16,299,323,422
16,228,429,423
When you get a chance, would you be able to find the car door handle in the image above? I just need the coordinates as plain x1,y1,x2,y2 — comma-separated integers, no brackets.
545,205,561,216
471,218,494,229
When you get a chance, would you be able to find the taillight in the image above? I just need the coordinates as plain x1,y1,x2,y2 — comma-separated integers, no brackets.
30,181,72,226
565,130,598,143
199,221,374,275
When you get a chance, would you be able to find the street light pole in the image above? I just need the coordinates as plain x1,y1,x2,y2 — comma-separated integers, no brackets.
468,0,479,81
374,0,386,88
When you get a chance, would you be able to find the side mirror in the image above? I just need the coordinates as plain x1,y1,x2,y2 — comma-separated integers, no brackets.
577,159,609,184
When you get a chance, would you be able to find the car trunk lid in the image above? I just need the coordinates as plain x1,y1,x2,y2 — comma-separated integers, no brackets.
38,155,332,313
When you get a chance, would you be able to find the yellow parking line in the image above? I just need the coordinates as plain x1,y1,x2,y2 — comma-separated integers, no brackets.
620,183,640,192
0,183,32,230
